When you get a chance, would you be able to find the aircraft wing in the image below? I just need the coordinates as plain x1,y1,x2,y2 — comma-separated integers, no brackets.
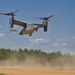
34,24,45,27
13,20,27,27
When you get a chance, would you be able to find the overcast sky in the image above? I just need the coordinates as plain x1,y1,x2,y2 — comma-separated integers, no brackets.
0,0,75,54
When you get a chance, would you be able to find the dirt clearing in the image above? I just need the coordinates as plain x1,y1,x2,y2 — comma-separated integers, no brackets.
0,68,75,75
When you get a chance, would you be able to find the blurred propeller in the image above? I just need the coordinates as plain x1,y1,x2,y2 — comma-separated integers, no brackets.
39,15,54,21
0,9,19,16
13,9,19,13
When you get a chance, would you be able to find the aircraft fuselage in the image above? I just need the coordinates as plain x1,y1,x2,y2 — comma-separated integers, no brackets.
19,23,38,35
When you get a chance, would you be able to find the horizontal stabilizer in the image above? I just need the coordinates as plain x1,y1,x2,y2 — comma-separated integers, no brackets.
11,29,19,32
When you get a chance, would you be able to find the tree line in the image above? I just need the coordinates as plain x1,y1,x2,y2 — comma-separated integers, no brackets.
0,48,75,69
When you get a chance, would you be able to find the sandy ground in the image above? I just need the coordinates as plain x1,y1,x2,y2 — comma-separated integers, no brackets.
0,68,75,75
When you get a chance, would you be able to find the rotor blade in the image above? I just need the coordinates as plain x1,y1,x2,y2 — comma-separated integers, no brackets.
47,15,54,19
38,15,54,20
13,9,19,13
0,12,15,16
0,10,19,16
4,13,12,15
38,18,44,20
0,13,9,15
33,17,44,20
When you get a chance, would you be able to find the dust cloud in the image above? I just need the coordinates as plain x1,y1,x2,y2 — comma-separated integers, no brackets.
0,54,75,70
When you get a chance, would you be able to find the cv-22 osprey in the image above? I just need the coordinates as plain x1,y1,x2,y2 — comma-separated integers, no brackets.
0,10,54,36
